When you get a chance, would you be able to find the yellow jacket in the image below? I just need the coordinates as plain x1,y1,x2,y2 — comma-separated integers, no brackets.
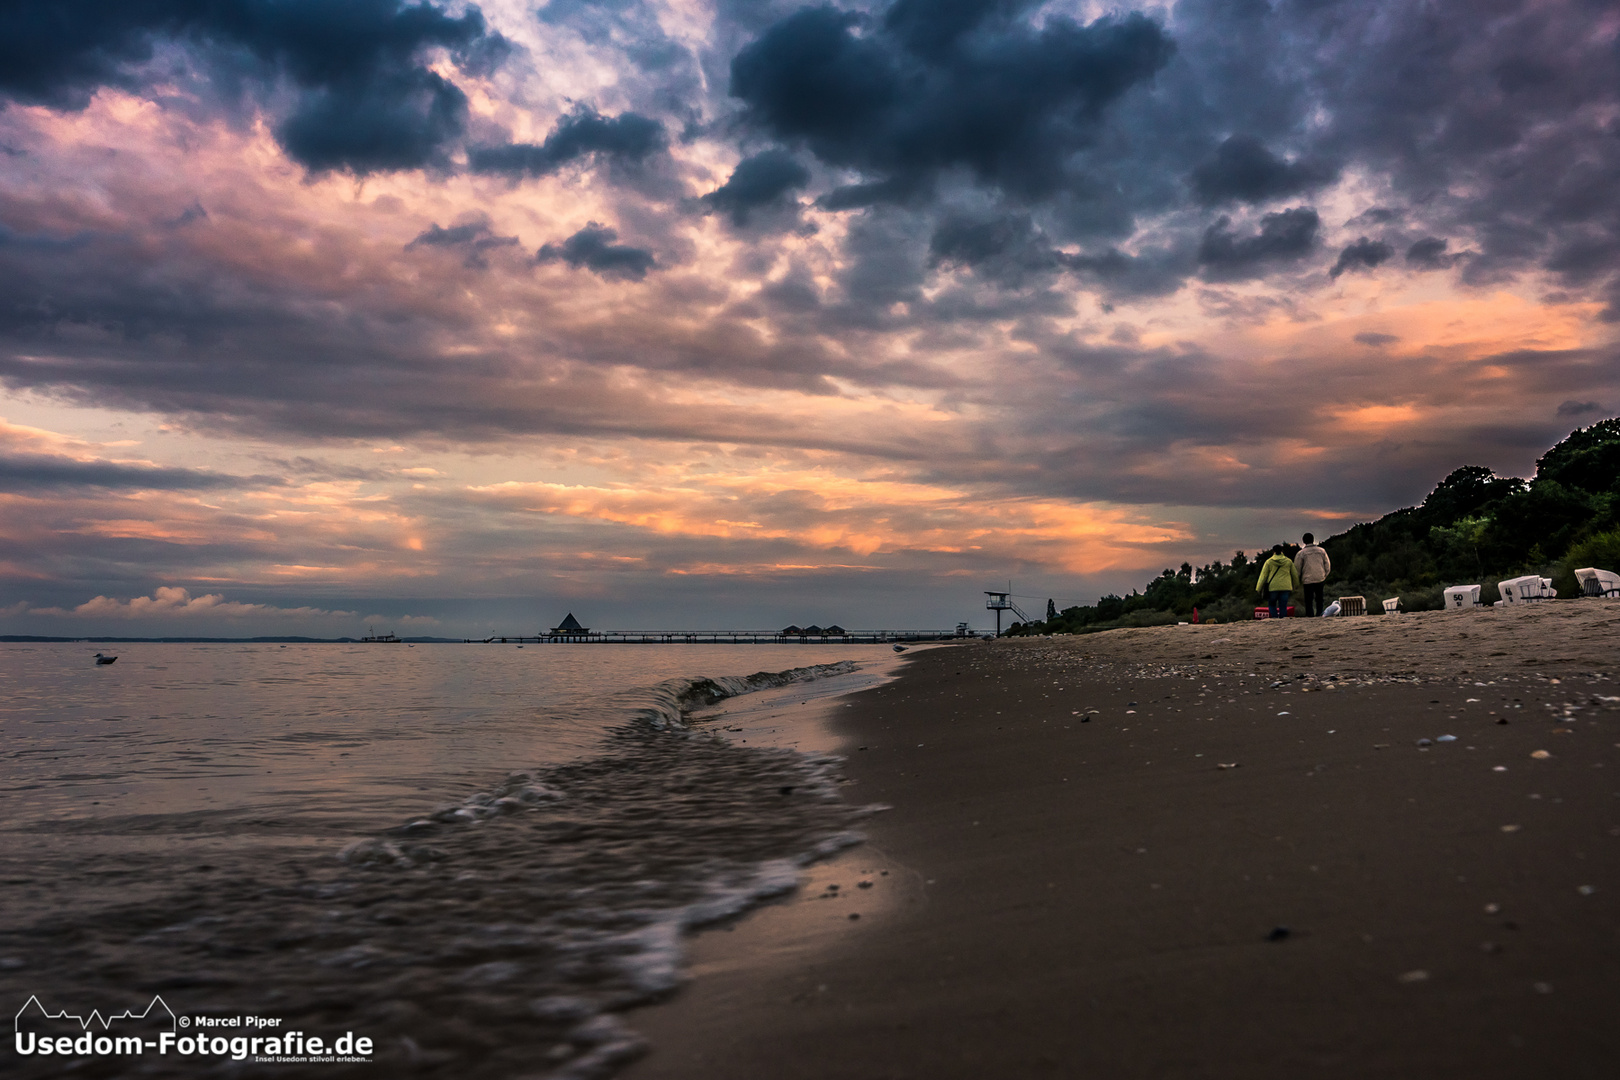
1256,553,1302,593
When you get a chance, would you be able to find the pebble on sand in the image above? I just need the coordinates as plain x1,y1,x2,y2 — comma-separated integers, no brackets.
1397,970,1430,984
1530,750,1551,759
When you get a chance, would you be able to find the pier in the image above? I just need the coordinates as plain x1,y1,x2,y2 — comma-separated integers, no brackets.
468,628,977,644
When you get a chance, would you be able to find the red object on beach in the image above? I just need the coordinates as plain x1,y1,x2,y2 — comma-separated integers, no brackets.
1192,607,1199,623
1254,607,1270,619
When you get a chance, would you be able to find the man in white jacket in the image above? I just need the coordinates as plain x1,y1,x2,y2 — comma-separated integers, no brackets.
1294,532,1331,617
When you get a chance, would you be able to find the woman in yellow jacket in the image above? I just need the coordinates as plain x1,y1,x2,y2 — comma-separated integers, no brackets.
1256,544,1303,619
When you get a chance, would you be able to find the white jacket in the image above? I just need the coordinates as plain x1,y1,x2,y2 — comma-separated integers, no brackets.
1294,544,1331,585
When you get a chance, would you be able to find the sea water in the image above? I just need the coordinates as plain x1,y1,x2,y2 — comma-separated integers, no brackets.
0,642,898,1078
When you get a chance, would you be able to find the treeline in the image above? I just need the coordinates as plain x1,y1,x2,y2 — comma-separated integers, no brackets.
1011,417,1620,634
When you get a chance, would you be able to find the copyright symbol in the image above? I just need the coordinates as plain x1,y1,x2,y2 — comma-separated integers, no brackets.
179,1017,189,1028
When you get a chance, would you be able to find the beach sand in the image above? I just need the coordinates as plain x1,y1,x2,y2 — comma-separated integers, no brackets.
625,602,1620,1079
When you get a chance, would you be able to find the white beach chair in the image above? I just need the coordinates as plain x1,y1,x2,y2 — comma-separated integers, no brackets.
1444,584,1481,609
1498,575,1547,604
1382,597,1401,614
1575,567,1620,598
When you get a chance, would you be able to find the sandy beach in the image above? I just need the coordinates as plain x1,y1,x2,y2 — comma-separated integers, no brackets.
626,602,1620,1079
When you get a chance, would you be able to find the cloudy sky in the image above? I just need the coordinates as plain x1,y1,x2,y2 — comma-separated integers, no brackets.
1,0,1617,638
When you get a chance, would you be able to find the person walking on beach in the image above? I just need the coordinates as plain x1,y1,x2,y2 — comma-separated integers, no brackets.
1256,544,1301,619
1294,532,1331,617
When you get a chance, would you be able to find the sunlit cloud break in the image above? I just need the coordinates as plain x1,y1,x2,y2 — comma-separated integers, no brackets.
23,588,357,622
0,0,1617,633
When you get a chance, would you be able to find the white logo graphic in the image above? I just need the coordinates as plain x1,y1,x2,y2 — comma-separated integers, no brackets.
15,994,177,1033
12,997,372,1063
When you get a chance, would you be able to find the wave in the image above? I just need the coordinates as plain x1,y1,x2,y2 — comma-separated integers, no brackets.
2,658,882,1080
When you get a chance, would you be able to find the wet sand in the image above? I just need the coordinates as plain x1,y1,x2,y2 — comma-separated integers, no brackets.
626,602,1620,1079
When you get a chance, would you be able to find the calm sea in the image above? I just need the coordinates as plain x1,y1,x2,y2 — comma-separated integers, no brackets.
0,642,901,1078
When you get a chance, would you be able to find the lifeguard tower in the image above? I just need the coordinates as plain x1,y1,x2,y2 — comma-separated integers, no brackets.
985,591,1035,637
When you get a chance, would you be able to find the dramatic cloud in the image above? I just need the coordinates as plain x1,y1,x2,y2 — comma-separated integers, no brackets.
729,4,1174,201
1331,237,1395,279
469,110,665,178
0,453,243,492
1198,208,1320,280
406,215,521,268
701,149,811,225
1406,237,1460,270
1190,135,1337,207
3,0,1620,634
0,0,507,174
537,223,656,279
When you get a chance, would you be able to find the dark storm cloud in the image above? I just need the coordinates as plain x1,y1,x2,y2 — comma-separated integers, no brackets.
1288,0,1620,292
700,150,811,225
1406,237,1460,270
707,0,1620,309
406,217,520,268
0,0,505,173
4,0,1620,531
468,110,666,179
0,452,247,493
1189,134,1337,207
1557,399,1604,419
928,212,1064,288
728,4,1174,200
1355,332,1399,348
1330,236,1395,279
1197,208,1320,281
537,223,656,280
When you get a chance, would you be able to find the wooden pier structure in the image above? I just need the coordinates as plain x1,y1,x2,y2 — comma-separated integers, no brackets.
469,628,976,645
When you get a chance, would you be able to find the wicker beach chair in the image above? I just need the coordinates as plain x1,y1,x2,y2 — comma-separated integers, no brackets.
1575,567,1620,597
1443,584,1481,609
1337,596,1365,616
1382,597,1401,614
1498,575,1549,603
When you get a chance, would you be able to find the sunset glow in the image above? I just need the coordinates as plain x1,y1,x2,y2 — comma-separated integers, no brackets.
2,0,1617,636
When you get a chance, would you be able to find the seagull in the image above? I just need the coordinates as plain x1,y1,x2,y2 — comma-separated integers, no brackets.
94,652,118,665
1321,601,1341,617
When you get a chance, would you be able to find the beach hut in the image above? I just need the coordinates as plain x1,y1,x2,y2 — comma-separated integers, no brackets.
1575,567,1620,597
824,624,847,636
781,624,804,635
802,624,825,636
1443,584,1482,609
